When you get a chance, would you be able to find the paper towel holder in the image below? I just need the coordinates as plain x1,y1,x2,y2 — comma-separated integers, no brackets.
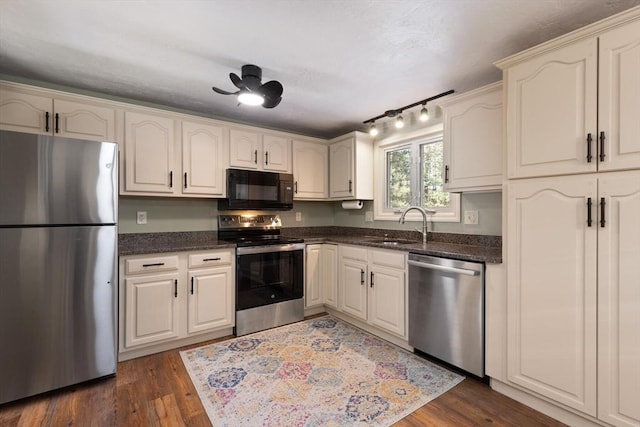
342,200,363,210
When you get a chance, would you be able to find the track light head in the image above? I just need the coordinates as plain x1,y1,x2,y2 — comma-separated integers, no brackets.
369,122,379,136
420,106,429,122
395,115,404,129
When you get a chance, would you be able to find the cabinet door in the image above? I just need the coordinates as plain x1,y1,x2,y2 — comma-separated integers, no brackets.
443,83,503,192
598,171,640,427
506,38,598,178
598,19,640,173
124,111,176,194
329,138,354,198
340,258,367,321
54,99,115,142
187,266,234,335
507,175,597,415
263,134,291,172
293,140,328,199
0,88,51,135
322,244,339,309
124,273,179,348
369,265,405,337
229,129,260,169
182,121,226,196
305,245,323,308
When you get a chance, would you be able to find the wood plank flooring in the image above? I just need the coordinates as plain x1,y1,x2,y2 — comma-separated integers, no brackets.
0,329,566,427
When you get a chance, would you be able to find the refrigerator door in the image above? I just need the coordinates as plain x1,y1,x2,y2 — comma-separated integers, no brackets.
0,225,117,404
0,130,117,226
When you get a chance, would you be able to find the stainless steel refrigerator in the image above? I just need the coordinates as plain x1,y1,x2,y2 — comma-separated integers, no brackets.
0,130,118,404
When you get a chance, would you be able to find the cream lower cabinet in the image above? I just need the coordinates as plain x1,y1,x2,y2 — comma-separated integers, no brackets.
0,82,116,141
339,245,406,337
507,171,640,424
305,244,338,309
119,249,235,359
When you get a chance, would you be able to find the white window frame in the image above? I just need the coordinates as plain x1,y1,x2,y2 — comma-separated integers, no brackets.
373,124,460,222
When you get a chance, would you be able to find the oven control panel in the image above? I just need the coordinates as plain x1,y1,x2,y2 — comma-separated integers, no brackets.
218,214,281,230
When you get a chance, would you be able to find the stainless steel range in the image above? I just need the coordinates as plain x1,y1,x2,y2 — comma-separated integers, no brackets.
218,214,305,336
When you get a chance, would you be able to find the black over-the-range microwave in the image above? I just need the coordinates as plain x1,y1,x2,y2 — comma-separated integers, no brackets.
218,168,294,211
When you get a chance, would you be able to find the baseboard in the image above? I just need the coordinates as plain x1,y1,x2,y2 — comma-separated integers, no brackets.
490,379,606,427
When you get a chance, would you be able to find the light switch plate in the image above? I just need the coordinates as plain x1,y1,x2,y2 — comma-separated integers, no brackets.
136,211,147,225
295,212,302,222
464,210,478,225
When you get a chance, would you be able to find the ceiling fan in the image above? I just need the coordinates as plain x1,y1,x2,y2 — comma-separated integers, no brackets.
212,64,283,108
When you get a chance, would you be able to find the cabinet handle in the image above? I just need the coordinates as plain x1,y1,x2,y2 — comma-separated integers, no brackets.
265,151,269,165
203,257,221,261
348,179,353,193
174,279,178,298
45,112,50,132
169,171,173,188
600,197,606,228
254,149,258,164
184,172,187,189
586,133,593,163
294,181,298,194
599,131,606,162
445,165,449,183
587,197,592,227
360,269,365,286
142,262,165,267
190,277,194,295
370,271,374,288
55,113,59,133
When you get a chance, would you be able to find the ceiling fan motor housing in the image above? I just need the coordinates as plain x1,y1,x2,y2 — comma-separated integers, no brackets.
241,65,263,89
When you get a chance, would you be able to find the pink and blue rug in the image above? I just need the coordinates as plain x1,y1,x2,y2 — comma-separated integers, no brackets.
180,316,463,426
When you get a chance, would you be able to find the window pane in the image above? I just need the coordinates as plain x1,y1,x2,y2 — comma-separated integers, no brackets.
386,147,411,208
421,141,449,208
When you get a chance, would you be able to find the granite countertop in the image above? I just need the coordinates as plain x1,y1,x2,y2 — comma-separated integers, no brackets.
120,227,502,263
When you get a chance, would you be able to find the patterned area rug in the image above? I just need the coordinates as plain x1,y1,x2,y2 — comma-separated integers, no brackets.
180,316,464,426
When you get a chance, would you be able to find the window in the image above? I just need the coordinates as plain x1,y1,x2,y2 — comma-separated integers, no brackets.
375,125,460,222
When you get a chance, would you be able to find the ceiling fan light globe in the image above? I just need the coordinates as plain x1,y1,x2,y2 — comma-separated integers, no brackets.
238,92,265,106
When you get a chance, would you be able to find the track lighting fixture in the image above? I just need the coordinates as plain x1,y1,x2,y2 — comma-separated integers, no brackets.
419,105,429,122
363,89,454,135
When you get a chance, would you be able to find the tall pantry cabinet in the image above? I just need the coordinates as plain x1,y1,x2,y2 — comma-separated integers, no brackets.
497,8,640,427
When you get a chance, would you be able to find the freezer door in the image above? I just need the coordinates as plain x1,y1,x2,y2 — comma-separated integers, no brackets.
0,130,117,226
0,225,117,404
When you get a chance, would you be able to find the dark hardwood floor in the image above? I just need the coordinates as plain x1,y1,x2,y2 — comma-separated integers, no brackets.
0,330,566,427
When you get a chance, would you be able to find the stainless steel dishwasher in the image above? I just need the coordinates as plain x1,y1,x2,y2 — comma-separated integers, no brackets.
408,253,484,377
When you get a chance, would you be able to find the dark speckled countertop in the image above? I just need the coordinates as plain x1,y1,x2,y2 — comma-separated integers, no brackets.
120,227,501,263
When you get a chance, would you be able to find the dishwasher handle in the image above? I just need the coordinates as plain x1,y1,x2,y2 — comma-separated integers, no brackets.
408,259,479,276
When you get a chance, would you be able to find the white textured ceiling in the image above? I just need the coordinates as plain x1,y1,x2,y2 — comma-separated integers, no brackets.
1,0,638,138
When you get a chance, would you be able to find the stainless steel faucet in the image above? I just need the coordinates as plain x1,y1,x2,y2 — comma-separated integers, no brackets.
399,206,436,245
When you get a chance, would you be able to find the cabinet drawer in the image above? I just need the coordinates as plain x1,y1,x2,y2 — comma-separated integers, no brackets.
369,249,406,270
188,251,232,268
340,245,368,262
125,255,179,275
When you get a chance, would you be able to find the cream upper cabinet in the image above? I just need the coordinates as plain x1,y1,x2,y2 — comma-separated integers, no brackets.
329,131,373,200
0,83,115,141
441,82,503,192
124,110,176,194
182,120,227,196
597,171,640,427
499,17,640,179
506,175,598,416
292,140,328,199
229,128,292,173
598,19,640,172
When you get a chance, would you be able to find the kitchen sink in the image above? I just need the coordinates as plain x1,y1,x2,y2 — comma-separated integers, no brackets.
366,238,419,245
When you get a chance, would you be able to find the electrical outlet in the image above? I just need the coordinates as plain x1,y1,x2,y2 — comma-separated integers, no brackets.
136,211,147,225
464,210,478,225
365,211,374,222
295,212,302,222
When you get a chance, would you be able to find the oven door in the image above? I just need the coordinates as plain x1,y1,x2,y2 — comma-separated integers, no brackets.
236,244,304,311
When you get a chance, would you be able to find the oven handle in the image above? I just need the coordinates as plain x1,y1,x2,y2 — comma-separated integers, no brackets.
236,243,306,255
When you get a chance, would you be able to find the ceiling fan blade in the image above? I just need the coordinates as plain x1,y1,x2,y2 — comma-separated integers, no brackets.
230,73,244,89
262,95,282,109
212,86,238,96
259,80,283,99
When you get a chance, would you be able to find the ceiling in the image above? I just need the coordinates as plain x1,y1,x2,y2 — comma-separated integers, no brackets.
1,0,638,139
